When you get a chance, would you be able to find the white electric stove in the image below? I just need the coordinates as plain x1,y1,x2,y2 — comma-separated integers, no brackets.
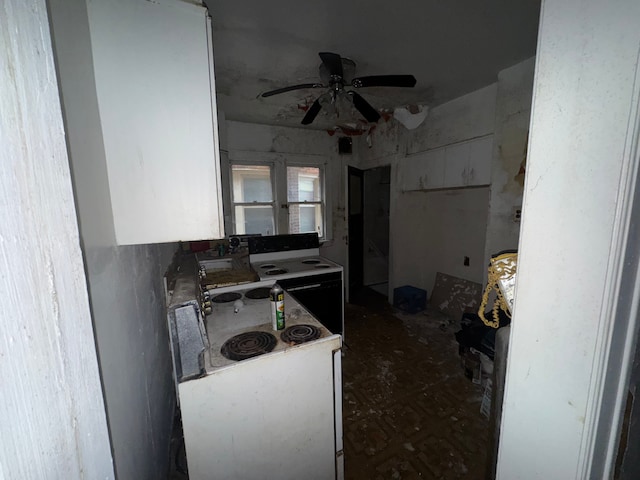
167,256,345,480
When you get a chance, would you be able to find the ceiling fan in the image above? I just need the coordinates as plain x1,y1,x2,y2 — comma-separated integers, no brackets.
260,52,417,126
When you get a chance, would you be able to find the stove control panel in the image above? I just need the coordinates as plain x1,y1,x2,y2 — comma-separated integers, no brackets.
248,233,319,255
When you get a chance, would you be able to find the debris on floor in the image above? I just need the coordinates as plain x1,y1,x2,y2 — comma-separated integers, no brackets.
344,288,488,479
168,287,489,479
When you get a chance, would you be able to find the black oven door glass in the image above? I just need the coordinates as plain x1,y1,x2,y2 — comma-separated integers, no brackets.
278,272,343,335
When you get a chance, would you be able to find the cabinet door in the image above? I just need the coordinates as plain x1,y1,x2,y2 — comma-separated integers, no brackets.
443,142,470,187
87,0,224,244
467,135,493,186
401,149,445,191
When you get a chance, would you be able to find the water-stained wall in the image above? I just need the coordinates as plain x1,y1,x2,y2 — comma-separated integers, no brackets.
223,120,350,267
351,58,535,302
355,85,497,298
484,58,536,265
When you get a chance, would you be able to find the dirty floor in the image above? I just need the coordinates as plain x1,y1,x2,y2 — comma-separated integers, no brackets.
343,287,489,479
169,287,489,479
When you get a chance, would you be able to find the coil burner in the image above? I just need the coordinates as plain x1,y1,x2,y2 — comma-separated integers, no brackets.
244,287,271,300
280,324,322,345
301,259,321,264
212,292,242,303
265,268,288,275
220,331,277,361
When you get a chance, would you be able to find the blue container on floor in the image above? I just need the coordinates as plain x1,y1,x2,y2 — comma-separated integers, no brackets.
393,285,427,313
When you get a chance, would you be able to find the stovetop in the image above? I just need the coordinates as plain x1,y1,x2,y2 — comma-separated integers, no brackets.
204,280,336,371
251,255,343,281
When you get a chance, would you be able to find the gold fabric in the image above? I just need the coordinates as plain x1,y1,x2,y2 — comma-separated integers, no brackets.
478,252,518,328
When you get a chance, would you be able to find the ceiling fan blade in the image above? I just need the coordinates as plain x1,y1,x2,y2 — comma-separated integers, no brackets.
260,83,324,98
351,75,417,88
319,52,343,78
301,98,323,125
350,92,381,123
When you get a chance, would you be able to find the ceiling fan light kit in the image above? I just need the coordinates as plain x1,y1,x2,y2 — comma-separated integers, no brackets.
260,51,417,126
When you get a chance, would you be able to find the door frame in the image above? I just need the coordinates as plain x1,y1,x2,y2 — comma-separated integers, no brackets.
347,166,364,300
496,1,640,478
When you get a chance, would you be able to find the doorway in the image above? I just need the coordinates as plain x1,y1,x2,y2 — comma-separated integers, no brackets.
362,166,391,296
348,165,391,298
348,166,364,293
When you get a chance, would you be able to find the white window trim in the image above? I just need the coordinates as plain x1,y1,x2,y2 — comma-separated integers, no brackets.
225,150,332,240
229,162,276,236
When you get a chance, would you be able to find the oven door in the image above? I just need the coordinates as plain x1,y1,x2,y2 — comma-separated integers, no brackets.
278,271,343,336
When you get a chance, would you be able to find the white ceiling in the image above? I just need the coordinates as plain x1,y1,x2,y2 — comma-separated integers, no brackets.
206,0,541,129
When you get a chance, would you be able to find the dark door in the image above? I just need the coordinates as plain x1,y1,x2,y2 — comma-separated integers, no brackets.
348,166,364,292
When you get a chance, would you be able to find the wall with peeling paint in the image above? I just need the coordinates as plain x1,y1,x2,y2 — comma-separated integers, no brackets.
405,84,498,153
218,60,534,308
224,120,350,266
49,1,177,478
617,328,640,478
354,86,497,299
483,58,535,266
351,60,536,303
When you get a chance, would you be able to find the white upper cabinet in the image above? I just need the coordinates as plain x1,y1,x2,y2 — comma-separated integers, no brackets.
87,0,224,244
466,135,493,186
443,142,469,188
400,135,493,191
401,149,445,190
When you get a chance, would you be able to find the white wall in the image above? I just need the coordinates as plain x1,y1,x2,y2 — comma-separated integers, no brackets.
406,84,497,153
392,188,490,295
484,57,535,265
497,0,640,477
0,1,113,477
48,1,177,478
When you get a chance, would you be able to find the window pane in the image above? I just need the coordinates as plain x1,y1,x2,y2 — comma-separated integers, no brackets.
234,205,274,235
289,204,322,236
232,165,272,202
287,166,321,202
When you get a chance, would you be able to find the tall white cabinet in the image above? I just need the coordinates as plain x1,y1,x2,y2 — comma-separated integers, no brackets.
72,0,224,244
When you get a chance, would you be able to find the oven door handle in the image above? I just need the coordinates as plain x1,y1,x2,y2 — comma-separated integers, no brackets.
286,283,322,291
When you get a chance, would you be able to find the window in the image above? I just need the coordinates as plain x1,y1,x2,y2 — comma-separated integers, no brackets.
231,165,275,235
287,166,323,237
229,161,326,238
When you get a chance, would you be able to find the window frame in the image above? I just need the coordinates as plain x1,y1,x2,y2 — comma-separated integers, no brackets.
229,162,276,236
285,164,325,237
223,151,330,240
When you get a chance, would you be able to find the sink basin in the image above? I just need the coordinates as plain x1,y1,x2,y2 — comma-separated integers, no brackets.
199,258,233,272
